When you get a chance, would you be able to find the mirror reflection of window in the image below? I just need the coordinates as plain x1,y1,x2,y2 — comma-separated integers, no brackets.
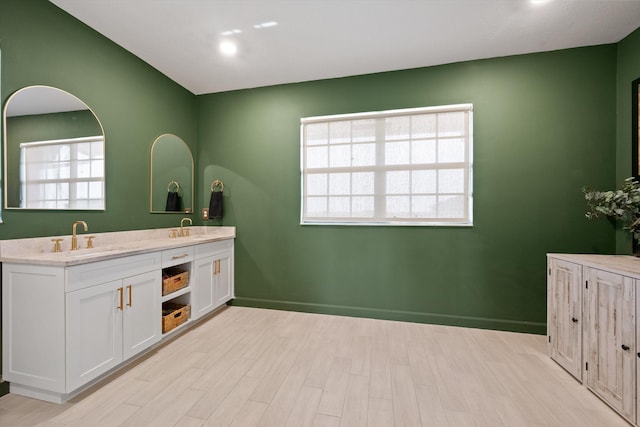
19,136,104,209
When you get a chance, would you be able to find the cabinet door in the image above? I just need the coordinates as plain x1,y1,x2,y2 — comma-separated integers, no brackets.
66,280,123,392
214,250,233,307
547,258,582,380
123,271,161,360
192,256,215,319
585,268,636,421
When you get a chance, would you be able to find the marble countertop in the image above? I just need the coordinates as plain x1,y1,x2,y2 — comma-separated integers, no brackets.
0,226,236,266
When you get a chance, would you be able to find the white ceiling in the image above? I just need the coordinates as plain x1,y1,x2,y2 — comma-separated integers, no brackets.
49,0,640,95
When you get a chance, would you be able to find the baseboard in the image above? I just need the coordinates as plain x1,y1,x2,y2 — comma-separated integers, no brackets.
231,297,546,335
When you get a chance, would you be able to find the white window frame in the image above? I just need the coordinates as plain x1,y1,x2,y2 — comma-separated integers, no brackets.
300,104,473,226
19,135,105,209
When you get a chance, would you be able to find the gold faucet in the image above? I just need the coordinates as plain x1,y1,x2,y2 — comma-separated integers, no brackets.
179,217,192,237
71,220,88,250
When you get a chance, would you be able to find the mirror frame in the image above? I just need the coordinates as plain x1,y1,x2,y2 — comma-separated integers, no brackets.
0,46,2,222
149,133,194,214
633,77,640,177
3,85,105,211
631,78,639,255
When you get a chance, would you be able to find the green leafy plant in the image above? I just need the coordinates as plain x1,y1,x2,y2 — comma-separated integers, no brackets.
583,177,640,242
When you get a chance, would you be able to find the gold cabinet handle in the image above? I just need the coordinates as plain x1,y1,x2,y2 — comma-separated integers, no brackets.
172,253,189,260
127,285,132,307
117,287,124,310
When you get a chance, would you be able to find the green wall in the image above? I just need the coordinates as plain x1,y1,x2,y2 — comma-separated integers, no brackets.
0,0,197,238
197,45,618,334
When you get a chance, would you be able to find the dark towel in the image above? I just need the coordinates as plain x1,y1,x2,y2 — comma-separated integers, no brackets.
166,191,181,211
209,191,223,219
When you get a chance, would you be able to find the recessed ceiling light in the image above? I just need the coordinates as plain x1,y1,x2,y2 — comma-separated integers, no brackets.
219,40,237,56
253,21,278,29
530,0,552,5
220,29,242,36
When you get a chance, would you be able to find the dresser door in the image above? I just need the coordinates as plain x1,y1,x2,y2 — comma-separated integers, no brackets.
585,267,636,421
548,258,583,380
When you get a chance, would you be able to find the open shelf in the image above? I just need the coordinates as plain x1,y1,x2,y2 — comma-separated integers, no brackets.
161,286,190,303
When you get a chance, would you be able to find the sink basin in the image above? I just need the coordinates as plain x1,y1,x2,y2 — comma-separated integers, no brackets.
188,235,211,240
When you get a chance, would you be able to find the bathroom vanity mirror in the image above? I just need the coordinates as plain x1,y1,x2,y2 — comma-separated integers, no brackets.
3,86,105,210
633,77,640,177
150,134,193,213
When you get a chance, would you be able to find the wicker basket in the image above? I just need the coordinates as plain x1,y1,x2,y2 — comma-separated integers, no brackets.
162,268,189,296
162,303,190,333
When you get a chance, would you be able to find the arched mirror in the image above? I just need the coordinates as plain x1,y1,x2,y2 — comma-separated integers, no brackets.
3,86,105,210
150,134,193,213
633,77,640,177
0,47,2,222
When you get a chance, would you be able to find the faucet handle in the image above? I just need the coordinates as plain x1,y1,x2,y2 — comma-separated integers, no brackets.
51,239,63,253
184,228,191,237
84,236,95,249
169,229,178,238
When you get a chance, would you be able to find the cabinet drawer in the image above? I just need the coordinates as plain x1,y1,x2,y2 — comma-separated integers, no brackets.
67,252,161,292
162,247,194,267
195,239,233,259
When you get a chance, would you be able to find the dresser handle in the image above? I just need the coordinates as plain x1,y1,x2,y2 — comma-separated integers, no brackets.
621,344,630,351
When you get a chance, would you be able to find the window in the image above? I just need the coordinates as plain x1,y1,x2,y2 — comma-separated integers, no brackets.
301,104,473,225
19,136,105,209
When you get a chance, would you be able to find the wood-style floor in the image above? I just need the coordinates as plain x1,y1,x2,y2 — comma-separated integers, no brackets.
0,306,630,427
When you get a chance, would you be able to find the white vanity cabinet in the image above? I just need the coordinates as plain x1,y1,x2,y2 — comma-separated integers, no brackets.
192,240,234,320
1,229,235,404
66,270,161,392
547,254,639,426
547,257,582,380
3,252,162,402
